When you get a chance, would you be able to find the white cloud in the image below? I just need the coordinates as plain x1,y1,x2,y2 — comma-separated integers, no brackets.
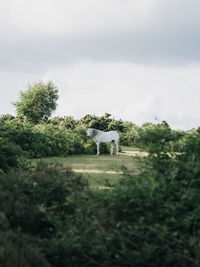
41,61,200,130
0,0,155,37
124,94,161,124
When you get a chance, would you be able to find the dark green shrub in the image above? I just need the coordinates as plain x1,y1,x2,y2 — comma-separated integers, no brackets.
11,129,50,158
120,122,140,146
0,162,89,266
0,162,88,235
0,120,51,158
135,121,173,148
80,113,112,131
0,139,28,173
0,228,50,267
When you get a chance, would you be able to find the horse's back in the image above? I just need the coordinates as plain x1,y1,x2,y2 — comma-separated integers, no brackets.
109,131,119,139
99,130,119,142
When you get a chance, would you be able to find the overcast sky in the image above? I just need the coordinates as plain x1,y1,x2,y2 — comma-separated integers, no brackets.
1,0,200,130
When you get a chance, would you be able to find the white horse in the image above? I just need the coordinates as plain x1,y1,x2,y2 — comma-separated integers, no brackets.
87,128,119,155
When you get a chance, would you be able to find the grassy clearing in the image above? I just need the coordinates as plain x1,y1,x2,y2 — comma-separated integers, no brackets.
33,146,143,189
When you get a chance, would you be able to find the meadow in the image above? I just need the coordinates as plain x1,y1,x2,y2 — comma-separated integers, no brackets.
35,146,144,190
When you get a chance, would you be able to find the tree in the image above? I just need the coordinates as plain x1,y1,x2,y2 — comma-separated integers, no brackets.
14,81,59,124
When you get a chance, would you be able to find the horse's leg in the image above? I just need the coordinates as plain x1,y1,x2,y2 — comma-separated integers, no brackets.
115,140,119,155
110,142,114,155
96,142,100,155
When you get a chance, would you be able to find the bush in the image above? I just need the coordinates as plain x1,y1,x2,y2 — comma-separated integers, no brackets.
0,118,100,158
80,113,112,131
0,113,136,159
0,139,28,173
105,161,200,265
0,227,50,267
42,167,200,266
0,162,88,235
0,162,88,266
120,122,140,146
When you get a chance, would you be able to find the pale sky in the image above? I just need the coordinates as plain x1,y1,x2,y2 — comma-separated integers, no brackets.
1,0,200,130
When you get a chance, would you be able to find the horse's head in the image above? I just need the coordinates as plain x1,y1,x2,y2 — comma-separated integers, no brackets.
87,128,97,137
87,128,93,137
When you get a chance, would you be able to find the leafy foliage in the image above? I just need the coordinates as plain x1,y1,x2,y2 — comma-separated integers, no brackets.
1,111,200,265
0,115,114,158
14,81,59,124
0,162,88,266
42,127,200,266
0,138,28,173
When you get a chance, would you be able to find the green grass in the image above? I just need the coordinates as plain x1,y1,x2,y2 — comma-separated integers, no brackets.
33,146,143,189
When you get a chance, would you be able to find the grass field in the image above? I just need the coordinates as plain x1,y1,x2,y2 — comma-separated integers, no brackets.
34,146,145,189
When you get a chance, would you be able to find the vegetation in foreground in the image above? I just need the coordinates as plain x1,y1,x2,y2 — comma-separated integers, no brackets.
1,81,200,266
0,127,200,266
